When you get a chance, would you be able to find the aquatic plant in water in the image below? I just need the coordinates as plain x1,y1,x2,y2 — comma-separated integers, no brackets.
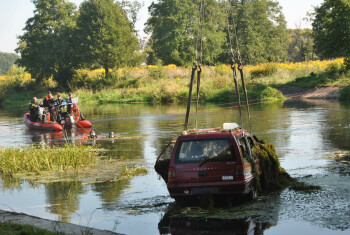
0,145,97,179
252,140,321,192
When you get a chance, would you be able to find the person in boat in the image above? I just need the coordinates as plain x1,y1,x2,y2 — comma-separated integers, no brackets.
29,97,40,122
66,92,85,120
67,92,73,115
43,91,55,123
55,94,63,124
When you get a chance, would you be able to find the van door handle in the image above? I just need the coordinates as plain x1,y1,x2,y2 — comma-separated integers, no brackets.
198,171,207,177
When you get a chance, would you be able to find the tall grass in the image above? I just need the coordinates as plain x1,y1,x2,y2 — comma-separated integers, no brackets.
0,145,97,178
0,221,61,235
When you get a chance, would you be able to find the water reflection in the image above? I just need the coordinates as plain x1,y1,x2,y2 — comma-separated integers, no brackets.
157,196,280,235
92,180,130,207
45,181,85,223
159,216,270,235
24,128,92,146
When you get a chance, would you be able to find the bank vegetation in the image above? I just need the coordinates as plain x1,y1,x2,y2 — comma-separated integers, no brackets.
0,58,349,107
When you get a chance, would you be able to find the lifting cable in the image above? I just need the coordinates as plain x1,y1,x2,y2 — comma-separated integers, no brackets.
195,0,204,129
184,0,205,131
226,0,252,134
225,0,243,129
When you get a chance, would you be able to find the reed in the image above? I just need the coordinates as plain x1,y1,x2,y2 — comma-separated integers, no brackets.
0,145,97,178
121,166,148,177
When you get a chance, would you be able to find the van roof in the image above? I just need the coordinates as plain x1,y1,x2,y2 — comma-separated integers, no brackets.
180,127,249,140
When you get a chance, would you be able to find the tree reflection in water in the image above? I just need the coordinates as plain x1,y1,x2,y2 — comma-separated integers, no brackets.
45,181,85,223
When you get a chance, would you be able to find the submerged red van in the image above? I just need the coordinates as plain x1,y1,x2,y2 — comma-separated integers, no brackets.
156,123,261,202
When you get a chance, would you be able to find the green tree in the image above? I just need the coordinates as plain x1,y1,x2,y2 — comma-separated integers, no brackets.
15,0,77,87
145,0,226,66
312,0,350,64
287,28,315,62
0,52,20,75
230,0,288,64
120,0,144,35
146,0,287,66
76,0,139,77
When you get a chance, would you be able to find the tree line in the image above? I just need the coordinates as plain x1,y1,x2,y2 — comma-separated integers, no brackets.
12,0,350,88
0,52,20,75
16,0,141,87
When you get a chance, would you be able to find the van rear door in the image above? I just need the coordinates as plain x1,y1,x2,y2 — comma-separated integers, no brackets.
173,138,238,183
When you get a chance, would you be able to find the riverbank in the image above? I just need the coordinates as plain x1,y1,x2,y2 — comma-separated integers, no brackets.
0,210,120,234
0,59,348,107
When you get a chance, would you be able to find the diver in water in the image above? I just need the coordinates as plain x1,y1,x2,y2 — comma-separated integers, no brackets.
90,130,97,138
109,132,115,138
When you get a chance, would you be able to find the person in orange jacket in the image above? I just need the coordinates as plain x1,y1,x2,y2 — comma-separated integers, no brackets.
42,91,55,123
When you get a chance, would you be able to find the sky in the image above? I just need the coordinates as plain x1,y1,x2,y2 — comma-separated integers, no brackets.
0,0,324,54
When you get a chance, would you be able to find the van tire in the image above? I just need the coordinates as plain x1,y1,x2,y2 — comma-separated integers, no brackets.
174,197,186,206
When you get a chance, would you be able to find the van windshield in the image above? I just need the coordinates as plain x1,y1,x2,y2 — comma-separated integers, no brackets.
175,138,235,163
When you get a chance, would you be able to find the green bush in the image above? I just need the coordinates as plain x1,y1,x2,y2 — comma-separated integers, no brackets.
147,60,165,80
260,87,285,101
5,64,26,76
70,70,120,91
250,63,278,78
339,86,350,101
214,64,230,76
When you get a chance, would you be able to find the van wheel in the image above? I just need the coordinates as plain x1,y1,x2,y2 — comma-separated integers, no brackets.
174,197,186,206
248,185,258,200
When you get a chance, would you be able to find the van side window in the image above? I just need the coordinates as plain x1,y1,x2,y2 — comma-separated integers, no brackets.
239,138,248,159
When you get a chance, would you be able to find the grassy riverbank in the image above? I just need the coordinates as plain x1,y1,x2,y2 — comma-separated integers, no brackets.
0,222,61,235
0,58,348,107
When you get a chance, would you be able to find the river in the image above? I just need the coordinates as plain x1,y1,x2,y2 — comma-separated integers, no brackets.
0,99,350,234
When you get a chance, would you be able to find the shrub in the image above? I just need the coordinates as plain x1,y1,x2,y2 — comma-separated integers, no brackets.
249,63,278,78
147,60,165,80
214,64,230,76
260,87,285,101
5,64,26,76
339,86,350,101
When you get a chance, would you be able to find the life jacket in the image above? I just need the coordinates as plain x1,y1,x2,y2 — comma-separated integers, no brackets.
71,104,80,121
42,110,51,122
45,96,53,101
